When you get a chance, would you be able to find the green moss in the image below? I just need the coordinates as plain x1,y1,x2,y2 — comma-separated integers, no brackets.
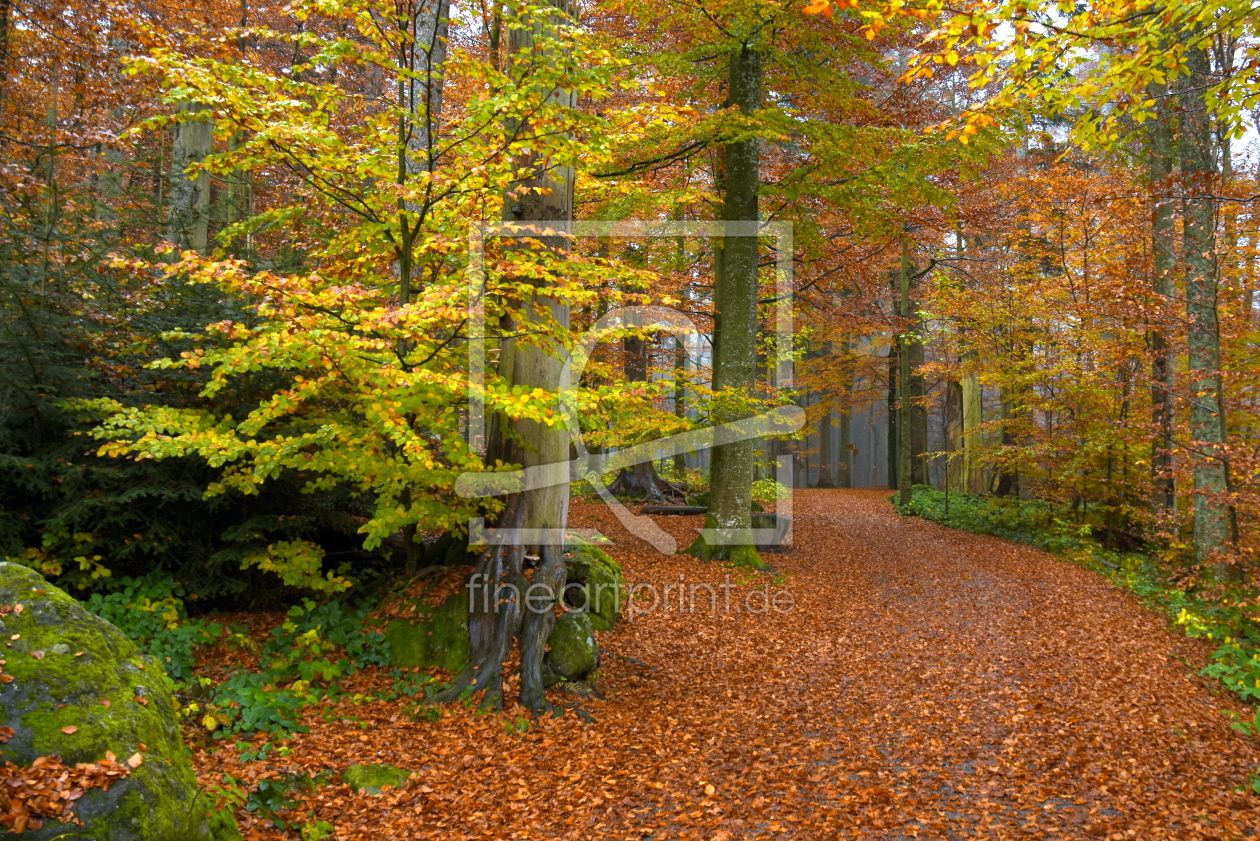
544,612,597,685
564,540,622,631
384,585,469,673
344,763,411,795
0,563,240,841
685,514,767,568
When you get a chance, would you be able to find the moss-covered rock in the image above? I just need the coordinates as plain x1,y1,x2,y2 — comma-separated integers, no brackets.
544,612,598,686
343,763,411,795
563,541,622,631
376,567,471,673
0,562,240,841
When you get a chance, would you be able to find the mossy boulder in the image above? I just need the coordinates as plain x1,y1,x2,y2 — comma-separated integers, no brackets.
343,763,411,795
0,562,240,841
543,612,598,686
376,566,471,673
562,541,622,631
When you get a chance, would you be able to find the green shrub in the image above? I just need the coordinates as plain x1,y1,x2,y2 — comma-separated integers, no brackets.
83,574,222,682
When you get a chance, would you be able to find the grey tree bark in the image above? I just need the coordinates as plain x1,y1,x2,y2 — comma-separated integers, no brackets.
435,0,576,711
1180,40,1234,578
1148,80,1177,513
687,39,764,568
167,102,213,253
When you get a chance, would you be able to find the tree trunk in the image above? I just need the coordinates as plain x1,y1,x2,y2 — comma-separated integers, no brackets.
897,244,914,506
167,102,213,253
944,379,963,489
403,0,451,185
1180,40,1234,578
1148,79,1177,513
887,344,898,490
961,370,985,493
673,334,688,478
817,405,834,487
0,0,11,110
435,0,575,711
909,318,927,486
395,0,451,576
839,403,852,488
995,388,1019,497
687,40,763,568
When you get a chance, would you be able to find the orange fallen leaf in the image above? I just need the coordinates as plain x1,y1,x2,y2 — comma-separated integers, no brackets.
61,725,78,735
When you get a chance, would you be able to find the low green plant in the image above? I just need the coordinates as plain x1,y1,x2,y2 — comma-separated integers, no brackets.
83,574,222,682
86,574,403,739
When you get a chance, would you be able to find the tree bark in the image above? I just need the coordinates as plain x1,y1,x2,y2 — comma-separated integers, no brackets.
1180,39,1234,578
673,334,688,478
961,369,984,493
1148,79,1177,514
167,102,213,253
836,334,853,488
817,406,834,487
435,0,575,711
897,243,914,506
887,344,898,490
687,40,763,568
944,379,963,489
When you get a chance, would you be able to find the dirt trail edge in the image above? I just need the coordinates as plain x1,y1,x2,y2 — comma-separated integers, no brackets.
198,490,1260,840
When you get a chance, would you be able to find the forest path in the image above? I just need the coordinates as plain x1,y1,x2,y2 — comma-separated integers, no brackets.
557,489,1259,840
217,490,1260,840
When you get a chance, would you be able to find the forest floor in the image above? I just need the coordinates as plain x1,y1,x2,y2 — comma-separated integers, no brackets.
196,490,1260,840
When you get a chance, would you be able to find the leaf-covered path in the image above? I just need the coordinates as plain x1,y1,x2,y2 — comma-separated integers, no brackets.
207,490,1260,840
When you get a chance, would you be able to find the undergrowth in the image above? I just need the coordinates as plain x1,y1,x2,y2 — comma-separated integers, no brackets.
83,575,438,744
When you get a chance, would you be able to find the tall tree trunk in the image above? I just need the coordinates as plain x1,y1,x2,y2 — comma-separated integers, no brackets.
673,333,688,478
687,39,763,568
1148,80,1177,513
0,0,10,110
837,335,853,488
897,243,914,506
817,405,834,487
909,321,927,486
887,344,898,490
435,0,575,711
944,378,963,490
994,388,1019,497
1181,40,1234,579
961,369,984,493
167,102,213,253
403,0,451,186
